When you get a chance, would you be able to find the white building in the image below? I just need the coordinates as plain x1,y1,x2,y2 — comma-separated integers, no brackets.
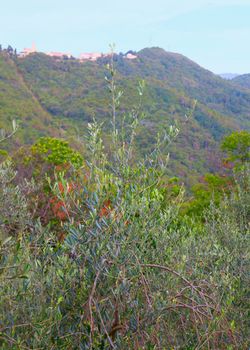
46,52,72,59
125,53,137,60
19,43,37,57
79,52,103,61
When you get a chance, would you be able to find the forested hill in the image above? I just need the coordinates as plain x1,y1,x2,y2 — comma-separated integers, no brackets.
232,73,250,89
1,47,250,179
135,48,250,122
0,53,57,146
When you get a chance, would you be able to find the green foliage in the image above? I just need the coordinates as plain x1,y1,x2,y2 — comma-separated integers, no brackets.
1,119,249,348
221,130,250,164
183,173,232,218
0,53,57,146
2,48,250,179
0,54,249,349
10,137,84,228
183,131,250,218
0,119,18,143
0,160,31,236
30,137,83,168
0,120,18,161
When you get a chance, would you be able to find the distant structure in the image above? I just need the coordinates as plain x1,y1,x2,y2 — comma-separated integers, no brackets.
47,52,72,59
79,52,137,62
79,52,104,61
125,53,137,60
19,42,37,57
17,44,137,62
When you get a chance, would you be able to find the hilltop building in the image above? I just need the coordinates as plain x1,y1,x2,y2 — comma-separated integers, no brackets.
19,42,37,57
79,52,137,62
18,44,137,62
79,52,103,61
47,52,72,59
125,53,137,60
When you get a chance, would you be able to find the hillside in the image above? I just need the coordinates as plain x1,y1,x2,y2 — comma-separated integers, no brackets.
1,48,250,179
232,73,250,89
0,53,57,147
132,48,250,124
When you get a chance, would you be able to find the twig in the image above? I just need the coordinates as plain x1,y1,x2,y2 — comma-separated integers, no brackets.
94,299,116,349
88,269,101,343
140,263,200,292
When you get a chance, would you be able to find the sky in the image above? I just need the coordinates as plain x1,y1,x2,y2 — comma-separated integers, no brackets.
1,0,250,74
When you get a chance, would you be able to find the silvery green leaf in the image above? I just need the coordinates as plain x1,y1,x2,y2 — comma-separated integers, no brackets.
12,119,17,131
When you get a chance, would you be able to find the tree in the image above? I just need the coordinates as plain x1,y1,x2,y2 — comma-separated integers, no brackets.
221,130,250,165
182,173,232,218
6,45,14,56
30,137,83,168
12,137,84,226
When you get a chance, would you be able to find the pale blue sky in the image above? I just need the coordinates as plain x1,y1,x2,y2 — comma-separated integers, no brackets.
1,0,250,73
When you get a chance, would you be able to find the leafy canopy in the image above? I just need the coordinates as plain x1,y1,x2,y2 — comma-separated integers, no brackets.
221,130,250,164
30,137,83,168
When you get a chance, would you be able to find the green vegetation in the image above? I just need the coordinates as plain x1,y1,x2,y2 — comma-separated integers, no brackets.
30,137,83,167
221,130,250,164
0,50,249,349
0,128,249,348
1,48,250,180
1,105,250,349
0,52,56,146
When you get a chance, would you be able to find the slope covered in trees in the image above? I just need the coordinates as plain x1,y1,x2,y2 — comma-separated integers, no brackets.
232,73,250,89
1,48,250,179
0,53,56,146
